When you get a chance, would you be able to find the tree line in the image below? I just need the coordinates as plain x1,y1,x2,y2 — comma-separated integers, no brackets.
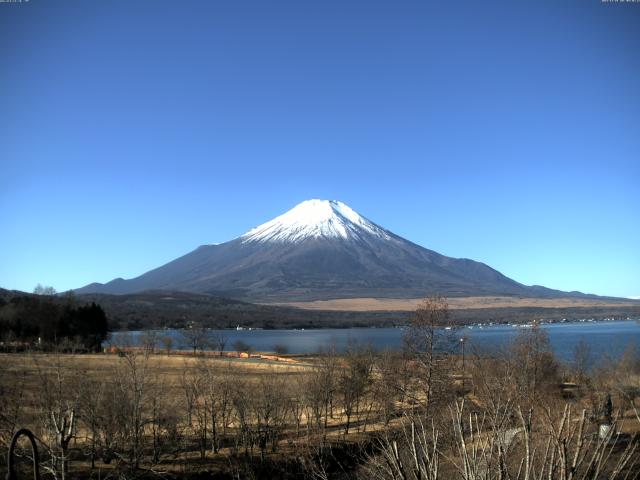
0,287,108,351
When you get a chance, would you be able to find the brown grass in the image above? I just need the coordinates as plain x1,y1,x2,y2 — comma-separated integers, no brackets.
269,295,639,312
2,350,639,479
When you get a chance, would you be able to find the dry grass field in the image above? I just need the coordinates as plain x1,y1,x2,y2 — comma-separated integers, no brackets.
0,351,313,385
273,295,640,311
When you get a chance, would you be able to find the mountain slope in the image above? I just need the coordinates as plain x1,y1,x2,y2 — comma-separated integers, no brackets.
76,199,577,301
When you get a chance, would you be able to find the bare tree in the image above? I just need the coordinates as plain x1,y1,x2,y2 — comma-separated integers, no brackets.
212,332,227,356
372,350,408,427
290,374,307,438
115,351,152,470
148,369,179,465
309,347,339,441
194,359,234,456
202,365,221,454
33,284,57,296
185,370,209,460
181,322,210,355
77,375,105,469
139,330,159,354
35,353,78,480
0,368,26,464
339,342,374,436
467,348,520,450
230,377,253,455
509,323,559,404
160,335,173,355
366,399,640,480
404,296,455,411
363,413,440,480
252,371,289,459
217,364,236,443
573,338,593,384
605,344,640,425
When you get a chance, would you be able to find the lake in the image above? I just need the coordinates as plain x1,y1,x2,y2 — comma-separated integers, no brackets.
109,319,640,362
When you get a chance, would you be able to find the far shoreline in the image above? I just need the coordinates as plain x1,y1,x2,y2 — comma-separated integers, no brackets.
109,316,640,333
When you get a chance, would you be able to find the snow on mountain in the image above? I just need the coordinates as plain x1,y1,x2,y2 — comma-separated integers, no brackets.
240,199,392,244
76,198,588,301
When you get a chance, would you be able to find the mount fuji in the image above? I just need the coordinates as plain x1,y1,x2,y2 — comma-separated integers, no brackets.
76,199,576,301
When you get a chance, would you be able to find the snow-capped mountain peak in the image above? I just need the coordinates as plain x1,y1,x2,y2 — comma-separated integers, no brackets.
76,199,569,301
240,199,391,244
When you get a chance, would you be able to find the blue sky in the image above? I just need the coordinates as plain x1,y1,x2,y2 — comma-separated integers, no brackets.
1,0,638,298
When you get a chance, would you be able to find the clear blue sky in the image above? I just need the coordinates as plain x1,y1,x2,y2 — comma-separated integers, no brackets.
1,0,638,298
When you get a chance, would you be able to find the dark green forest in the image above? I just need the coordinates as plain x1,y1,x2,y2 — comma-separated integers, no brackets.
0,293,108,351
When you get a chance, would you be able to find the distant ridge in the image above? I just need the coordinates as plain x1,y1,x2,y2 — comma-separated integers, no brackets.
2,287,638,332
76,199,602,302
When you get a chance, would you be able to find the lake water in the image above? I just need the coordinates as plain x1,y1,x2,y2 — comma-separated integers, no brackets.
109,319,640,362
